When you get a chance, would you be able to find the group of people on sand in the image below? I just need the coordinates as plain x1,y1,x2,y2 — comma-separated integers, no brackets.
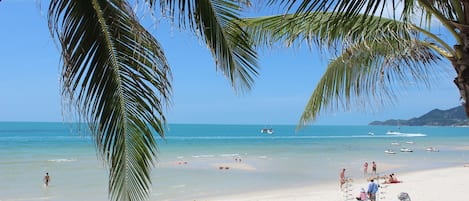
360,179,379,201
384,173,402,184
340,161,403,201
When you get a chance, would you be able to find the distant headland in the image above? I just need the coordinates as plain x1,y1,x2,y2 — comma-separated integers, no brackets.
369,105,469,126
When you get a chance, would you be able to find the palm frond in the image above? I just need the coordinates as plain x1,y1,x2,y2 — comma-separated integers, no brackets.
243,13,419,52
160,0,258,92
426,0,463,23
298,39,442,127
268,0,406,20
48,0,171,200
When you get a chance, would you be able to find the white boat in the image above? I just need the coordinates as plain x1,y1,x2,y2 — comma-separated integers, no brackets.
386,131,426,137
386,131,404,135
425,147,439,152
385,149,396,154
260,128,273,134
391,142,400,146
368,132,375,136
400,148,413,152
405,141,414,144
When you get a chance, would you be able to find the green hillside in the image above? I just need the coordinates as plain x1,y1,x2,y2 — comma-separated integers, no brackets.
369,106,469,126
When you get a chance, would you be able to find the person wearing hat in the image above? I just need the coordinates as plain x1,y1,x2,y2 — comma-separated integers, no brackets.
356,188,367,200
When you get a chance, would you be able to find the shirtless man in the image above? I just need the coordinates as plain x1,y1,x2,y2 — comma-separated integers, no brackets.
44,172,50,187
339,168,346,189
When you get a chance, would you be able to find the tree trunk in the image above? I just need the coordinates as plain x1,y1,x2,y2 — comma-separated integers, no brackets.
453,44,469,118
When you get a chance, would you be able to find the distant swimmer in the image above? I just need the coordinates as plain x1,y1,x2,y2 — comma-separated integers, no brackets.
44,172,50,187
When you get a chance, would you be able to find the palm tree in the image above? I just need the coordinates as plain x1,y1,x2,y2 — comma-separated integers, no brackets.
47,0,258,200
242,0,469,127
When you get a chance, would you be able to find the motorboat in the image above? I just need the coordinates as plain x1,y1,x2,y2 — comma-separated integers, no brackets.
386,131,426,136
260,128,273,134
425,147,439,152
385,149,396,154
391,142,400,146
368,132,375,136
405,141,414,145
386,131,404,135
400,148,413,152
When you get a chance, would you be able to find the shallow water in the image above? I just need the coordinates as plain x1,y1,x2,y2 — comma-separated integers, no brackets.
1,122,468,200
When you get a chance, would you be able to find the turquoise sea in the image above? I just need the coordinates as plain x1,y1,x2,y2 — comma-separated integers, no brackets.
1,122,469,201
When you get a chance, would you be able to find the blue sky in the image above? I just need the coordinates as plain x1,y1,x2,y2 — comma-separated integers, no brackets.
0,1,461,125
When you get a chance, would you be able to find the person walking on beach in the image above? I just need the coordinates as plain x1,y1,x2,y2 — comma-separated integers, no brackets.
372,161,377,176
44,172,50,187
367,179,379,201
339,168,346,189
363,162,368,177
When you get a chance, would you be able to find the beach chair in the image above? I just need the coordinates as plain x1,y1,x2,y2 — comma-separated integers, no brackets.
397,192,411,201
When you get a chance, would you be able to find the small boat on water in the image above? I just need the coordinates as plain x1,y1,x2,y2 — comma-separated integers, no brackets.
405,141,414,144
386,131,404,135
260,128,273,134
425,147,439,152
368,132,375,136
400,148,413,152
385,149,396,154
391,142,400,146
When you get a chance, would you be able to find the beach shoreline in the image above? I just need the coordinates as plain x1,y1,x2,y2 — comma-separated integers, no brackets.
2,123,468,201
200,165,469,201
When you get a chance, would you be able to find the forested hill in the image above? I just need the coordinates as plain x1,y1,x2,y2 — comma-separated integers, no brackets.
369,106,469,126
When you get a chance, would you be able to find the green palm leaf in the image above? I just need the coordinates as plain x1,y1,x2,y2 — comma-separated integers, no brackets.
48,0,171,200
268,0,416,22
160,0,258,92
242,12,447,127
298,39,442,127
243,13,435,52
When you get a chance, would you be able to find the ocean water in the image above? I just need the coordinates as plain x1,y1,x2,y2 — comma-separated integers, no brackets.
1,122,469,201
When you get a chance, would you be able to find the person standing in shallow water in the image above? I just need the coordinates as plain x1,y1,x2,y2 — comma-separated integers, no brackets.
363,161,368,177
372,161,377,176
44,172,50,187
339,168,346,189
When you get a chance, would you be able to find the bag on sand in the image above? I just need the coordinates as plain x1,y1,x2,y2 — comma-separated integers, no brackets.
398,192,411,201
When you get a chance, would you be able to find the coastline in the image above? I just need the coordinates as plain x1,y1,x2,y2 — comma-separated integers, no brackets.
2,123,469,201
201,165,469,201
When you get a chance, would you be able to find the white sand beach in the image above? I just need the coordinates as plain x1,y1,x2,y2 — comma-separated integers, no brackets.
203,165,469,201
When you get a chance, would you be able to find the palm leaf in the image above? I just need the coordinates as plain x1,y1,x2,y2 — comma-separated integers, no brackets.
241,12,453,126
159,0,258,92
48,0,171,200
243,12,434,52
268,0,416,22
298,39,442,127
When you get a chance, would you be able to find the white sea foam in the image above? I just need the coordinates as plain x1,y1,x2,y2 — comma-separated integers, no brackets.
192,155,215,158
47,158,77,163
219,153,240,157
